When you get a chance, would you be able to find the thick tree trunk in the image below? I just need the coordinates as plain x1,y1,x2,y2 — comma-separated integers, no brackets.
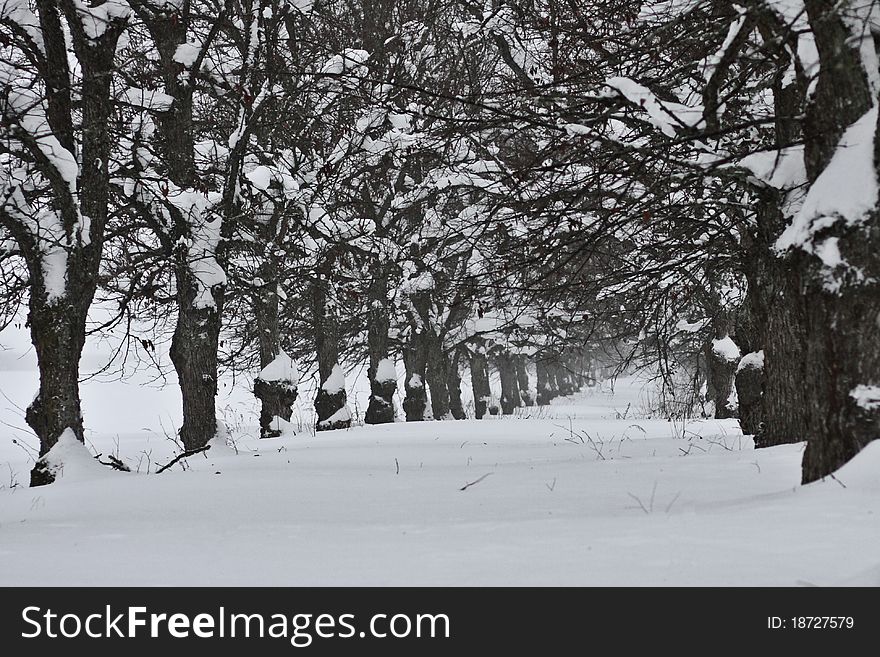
735,359,764,436
365,263,396,424
498,351,522,415
26,301,89,486
26,22,122,485
796,1,877,481
759,257,809,447
252,257,296,438
536,356,557,405
447,348,466,420
424,333,451,420
403,329,429,421
515,355,534,406
554,358,575,396
312,255,350,431
170,268,223,450
469,340,491,419
704,315,739,420
800,233,880,481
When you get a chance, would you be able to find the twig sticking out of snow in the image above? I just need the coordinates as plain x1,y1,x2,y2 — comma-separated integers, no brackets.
156,445,211,474
460,472,493,491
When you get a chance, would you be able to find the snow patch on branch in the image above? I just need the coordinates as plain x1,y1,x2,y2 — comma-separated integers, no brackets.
73,0,130,41
711,336,741,362
736,350,764,373
0,0,45,54
777,108,878,253
850,384,880,411
736,146,806,190
605,77,704,136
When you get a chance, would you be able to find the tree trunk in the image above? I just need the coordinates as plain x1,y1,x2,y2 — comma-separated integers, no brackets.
554,358,575,396
424,332,451,420
800,232,880,482
170,267,223,450
447,348,466,419
403,329,429,421
26,22,123,485
312,254,350,431
498,351,522,415
469,340,491,419
26,301,89,486
514,354,534,406
536,356,557,405
796,1,877,481
735,359,764,436
704,315,739,420
252,256,296,438
365,262,396,424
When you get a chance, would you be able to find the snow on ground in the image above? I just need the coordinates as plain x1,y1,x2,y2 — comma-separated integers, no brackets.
1,322,878,586
1,354,878,585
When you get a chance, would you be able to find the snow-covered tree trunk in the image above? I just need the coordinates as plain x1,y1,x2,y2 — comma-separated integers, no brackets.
364,263,396,424
252,255,296,438
796,0,879,482
423,331,452,420
403,329,429,421
13,4,128,485
312,254,351,431
704,316,740,420
26,301,89,485
446,347,466,420
170,289,223,449
469,339,491,419
498,351,522,415
536,356,557,405
515,355,534,406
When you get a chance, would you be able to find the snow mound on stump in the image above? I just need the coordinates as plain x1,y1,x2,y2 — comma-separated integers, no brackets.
321,364,346,393
257,349,299,385
317,405,352,430
40,429,112,482
375,358,397,383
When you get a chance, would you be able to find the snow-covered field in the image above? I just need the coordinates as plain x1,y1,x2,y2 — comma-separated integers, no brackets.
1,332,878,586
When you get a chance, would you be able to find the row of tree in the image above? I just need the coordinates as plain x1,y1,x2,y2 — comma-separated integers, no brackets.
1,0,877,486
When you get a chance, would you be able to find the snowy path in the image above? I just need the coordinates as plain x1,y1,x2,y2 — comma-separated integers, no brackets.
0,382,878,586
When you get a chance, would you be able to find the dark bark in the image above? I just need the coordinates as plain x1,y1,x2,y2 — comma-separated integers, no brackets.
252,256,296,438
735,361,764,436
515,355,534,406
447,348,466,420
801,0,873,180
364,263,396,424
424,332,451,420
498,351,522,415
254,379,297,438
703,315,738,420
25,14,125,485
26,301,88,486
170,281,223,450
403,329,429,421
312,253,350,431
554,358,576,397
469,340,491,419
536,356,557,405
796,2,878,481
